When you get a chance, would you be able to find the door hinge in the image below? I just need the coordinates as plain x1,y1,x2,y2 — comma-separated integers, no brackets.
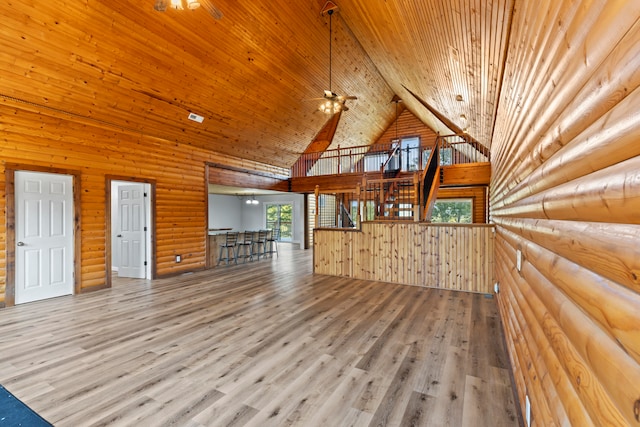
144,261,147,266
144,192,148,197
144,226,147,231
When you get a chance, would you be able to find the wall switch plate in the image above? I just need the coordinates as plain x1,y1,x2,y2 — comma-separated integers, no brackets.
176,255,181,263
516,249,522,272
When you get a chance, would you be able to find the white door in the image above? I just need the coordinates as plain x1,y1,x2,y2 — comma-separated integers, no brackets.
15,171,74,304
117,184,147,278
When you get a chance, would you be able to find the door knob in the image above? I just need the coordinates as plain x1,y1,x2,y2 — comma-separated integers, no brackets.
17,241,25,246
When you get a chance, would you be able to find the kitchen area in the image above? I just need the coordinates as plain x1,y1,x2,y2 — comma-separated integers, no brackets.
207,190,307,266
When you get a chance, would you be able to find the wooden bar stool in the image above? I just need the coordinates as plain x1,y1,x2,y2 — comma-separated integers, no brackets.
217,232,239,265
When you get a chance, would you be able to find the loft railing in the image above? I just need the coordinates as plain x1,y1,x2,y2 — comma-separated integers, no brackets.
307,134,489,224
438,134,490,165
292,141,433,178
292,134,488,178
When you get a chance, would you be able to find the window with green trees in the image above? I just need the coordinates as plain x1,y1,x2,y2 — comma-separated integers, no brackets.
266,203,293,240
431,199,473,223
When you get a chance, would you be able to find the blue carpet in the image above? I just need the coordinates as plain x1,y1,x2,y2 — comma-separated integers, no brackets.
0,385,52,426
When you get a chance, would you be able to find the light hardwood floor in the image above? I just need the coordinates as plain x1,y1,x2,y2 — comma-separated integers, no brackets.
0,244,519,426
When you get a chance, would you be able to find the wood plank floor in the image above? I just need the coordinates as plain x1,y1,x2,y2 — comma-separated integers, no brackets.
0,244,519,426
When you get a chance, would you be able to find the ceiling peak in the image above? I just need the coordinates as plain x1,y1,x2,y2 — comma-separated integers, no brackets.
321,1,338,16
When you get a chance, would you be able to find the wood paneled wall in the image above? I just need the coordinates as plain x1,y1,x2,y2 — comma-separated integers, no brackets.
314,223,495,293
0,102,283,305
490,2,640,426
372,108,438,148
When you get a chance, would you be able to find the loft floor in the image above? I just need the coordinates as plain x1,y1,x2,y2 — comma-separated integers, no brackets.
0,244,519,426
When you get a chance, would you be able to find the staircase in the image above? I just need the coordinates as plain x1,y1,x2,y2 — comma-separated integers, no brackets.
383,180,415,219
294,134,490,225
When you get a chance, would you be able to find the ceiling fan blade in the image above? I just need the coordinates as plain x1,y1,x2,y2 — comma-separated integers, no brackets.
201,0,224,19
343,95,358,100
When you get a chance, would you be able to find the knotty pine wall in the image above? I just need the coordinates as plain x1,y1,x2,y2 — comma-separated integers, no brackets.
373,107,438,148
314,223,494,293
490,2,640,426
0,102,286,305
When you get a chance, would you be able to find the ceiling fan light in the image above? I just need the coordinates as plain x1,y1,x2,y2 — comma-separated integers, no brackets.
186,0,201,9
170,0,184,10
319,99,343,114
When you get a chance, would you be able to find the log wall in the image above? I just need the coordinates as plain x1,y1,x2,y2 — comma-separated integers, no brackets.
0,101,286,305
490,2,640,426
314,223,495,293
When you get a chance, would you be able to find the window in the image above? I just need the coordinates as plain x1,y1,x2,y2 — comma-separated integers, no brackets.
431,199,473,223
400,137,420,171
265,203,293,241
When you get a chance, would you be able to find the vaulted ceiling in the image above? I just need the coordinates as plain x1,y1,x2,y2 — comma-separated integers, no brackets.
0,0,513,172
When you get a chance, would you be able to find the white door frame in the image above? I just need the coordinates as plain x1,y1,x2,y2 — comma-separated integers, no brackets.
4,166,81,307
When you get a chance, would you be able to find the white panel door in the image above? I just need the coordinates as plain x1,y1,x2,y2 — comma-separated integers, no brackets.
15,171,74,304
117,184,146,278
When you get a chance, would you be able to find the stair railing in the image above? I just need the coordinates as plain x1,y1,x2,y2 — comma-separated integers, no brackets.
420,141,441,221
339,201,356,228
380,143,401,177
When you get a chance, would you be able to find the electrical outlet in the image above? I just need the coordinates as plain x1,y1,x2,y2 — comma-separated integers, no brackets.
516,249,522,272
494,282,500,293
176,255,181,263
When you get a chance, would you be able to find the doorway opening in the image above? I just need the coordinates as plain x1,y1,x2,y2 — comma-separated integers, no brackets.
265,203,293,242
109,180,154,283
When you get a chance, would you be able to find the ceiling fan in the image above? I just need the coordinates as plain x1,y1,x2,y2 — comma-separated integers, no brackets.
154,0,223,20
313,3,357,114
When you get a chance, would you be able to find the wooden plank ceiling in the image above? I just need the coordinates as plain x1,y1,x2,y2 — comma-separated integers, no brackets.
0,0,513,171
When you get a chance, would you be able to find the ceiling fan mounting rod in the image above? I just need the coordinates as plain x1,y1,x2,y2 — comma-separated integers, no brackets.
328,9,333,93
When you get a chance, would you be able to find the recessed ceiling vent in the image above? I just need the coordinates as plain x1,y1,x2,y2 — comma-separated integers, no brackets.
188,112,204,123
